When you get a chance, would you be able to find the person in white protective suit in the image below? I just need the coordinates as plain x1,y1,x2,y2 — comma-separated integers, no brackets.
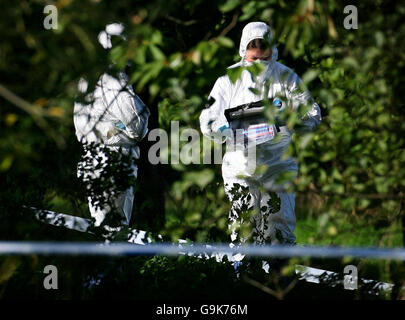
73,23,150,227
200,22,321,266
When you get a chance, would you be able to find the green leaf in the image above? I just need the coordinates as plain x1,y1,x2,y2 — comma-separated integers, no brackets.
219,0,241,12
184,169,215,189
149,45,166,61
227,67,243,83
216,36,234,48
320,151,336,162
302,69,319,84
0,156,13,172
0,257,21,285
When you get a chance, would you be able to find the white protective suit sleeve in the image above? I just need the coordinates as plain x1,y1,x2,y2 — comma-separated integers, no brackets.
284,71,322,134
99,73,150,145
199,76,232,143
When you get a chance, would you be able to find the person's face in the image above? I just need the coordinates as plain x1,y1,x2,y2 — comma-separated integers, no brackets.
245,48,272,62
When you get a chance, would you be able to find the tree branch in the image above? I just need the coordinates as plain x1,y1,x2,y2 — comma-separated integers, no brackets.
166,16,198,26
0,84,66,149
242,275,283,300
219,14,239,37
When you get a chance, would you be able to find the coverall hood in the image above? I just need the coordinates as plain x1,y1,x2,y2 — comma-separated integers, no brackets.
239,22,278,63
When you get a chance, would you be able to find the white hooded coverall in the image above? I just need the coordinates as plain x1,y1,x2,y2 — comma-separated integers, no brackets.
74,23,150,227
200,22,321,251
73,71,150,226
